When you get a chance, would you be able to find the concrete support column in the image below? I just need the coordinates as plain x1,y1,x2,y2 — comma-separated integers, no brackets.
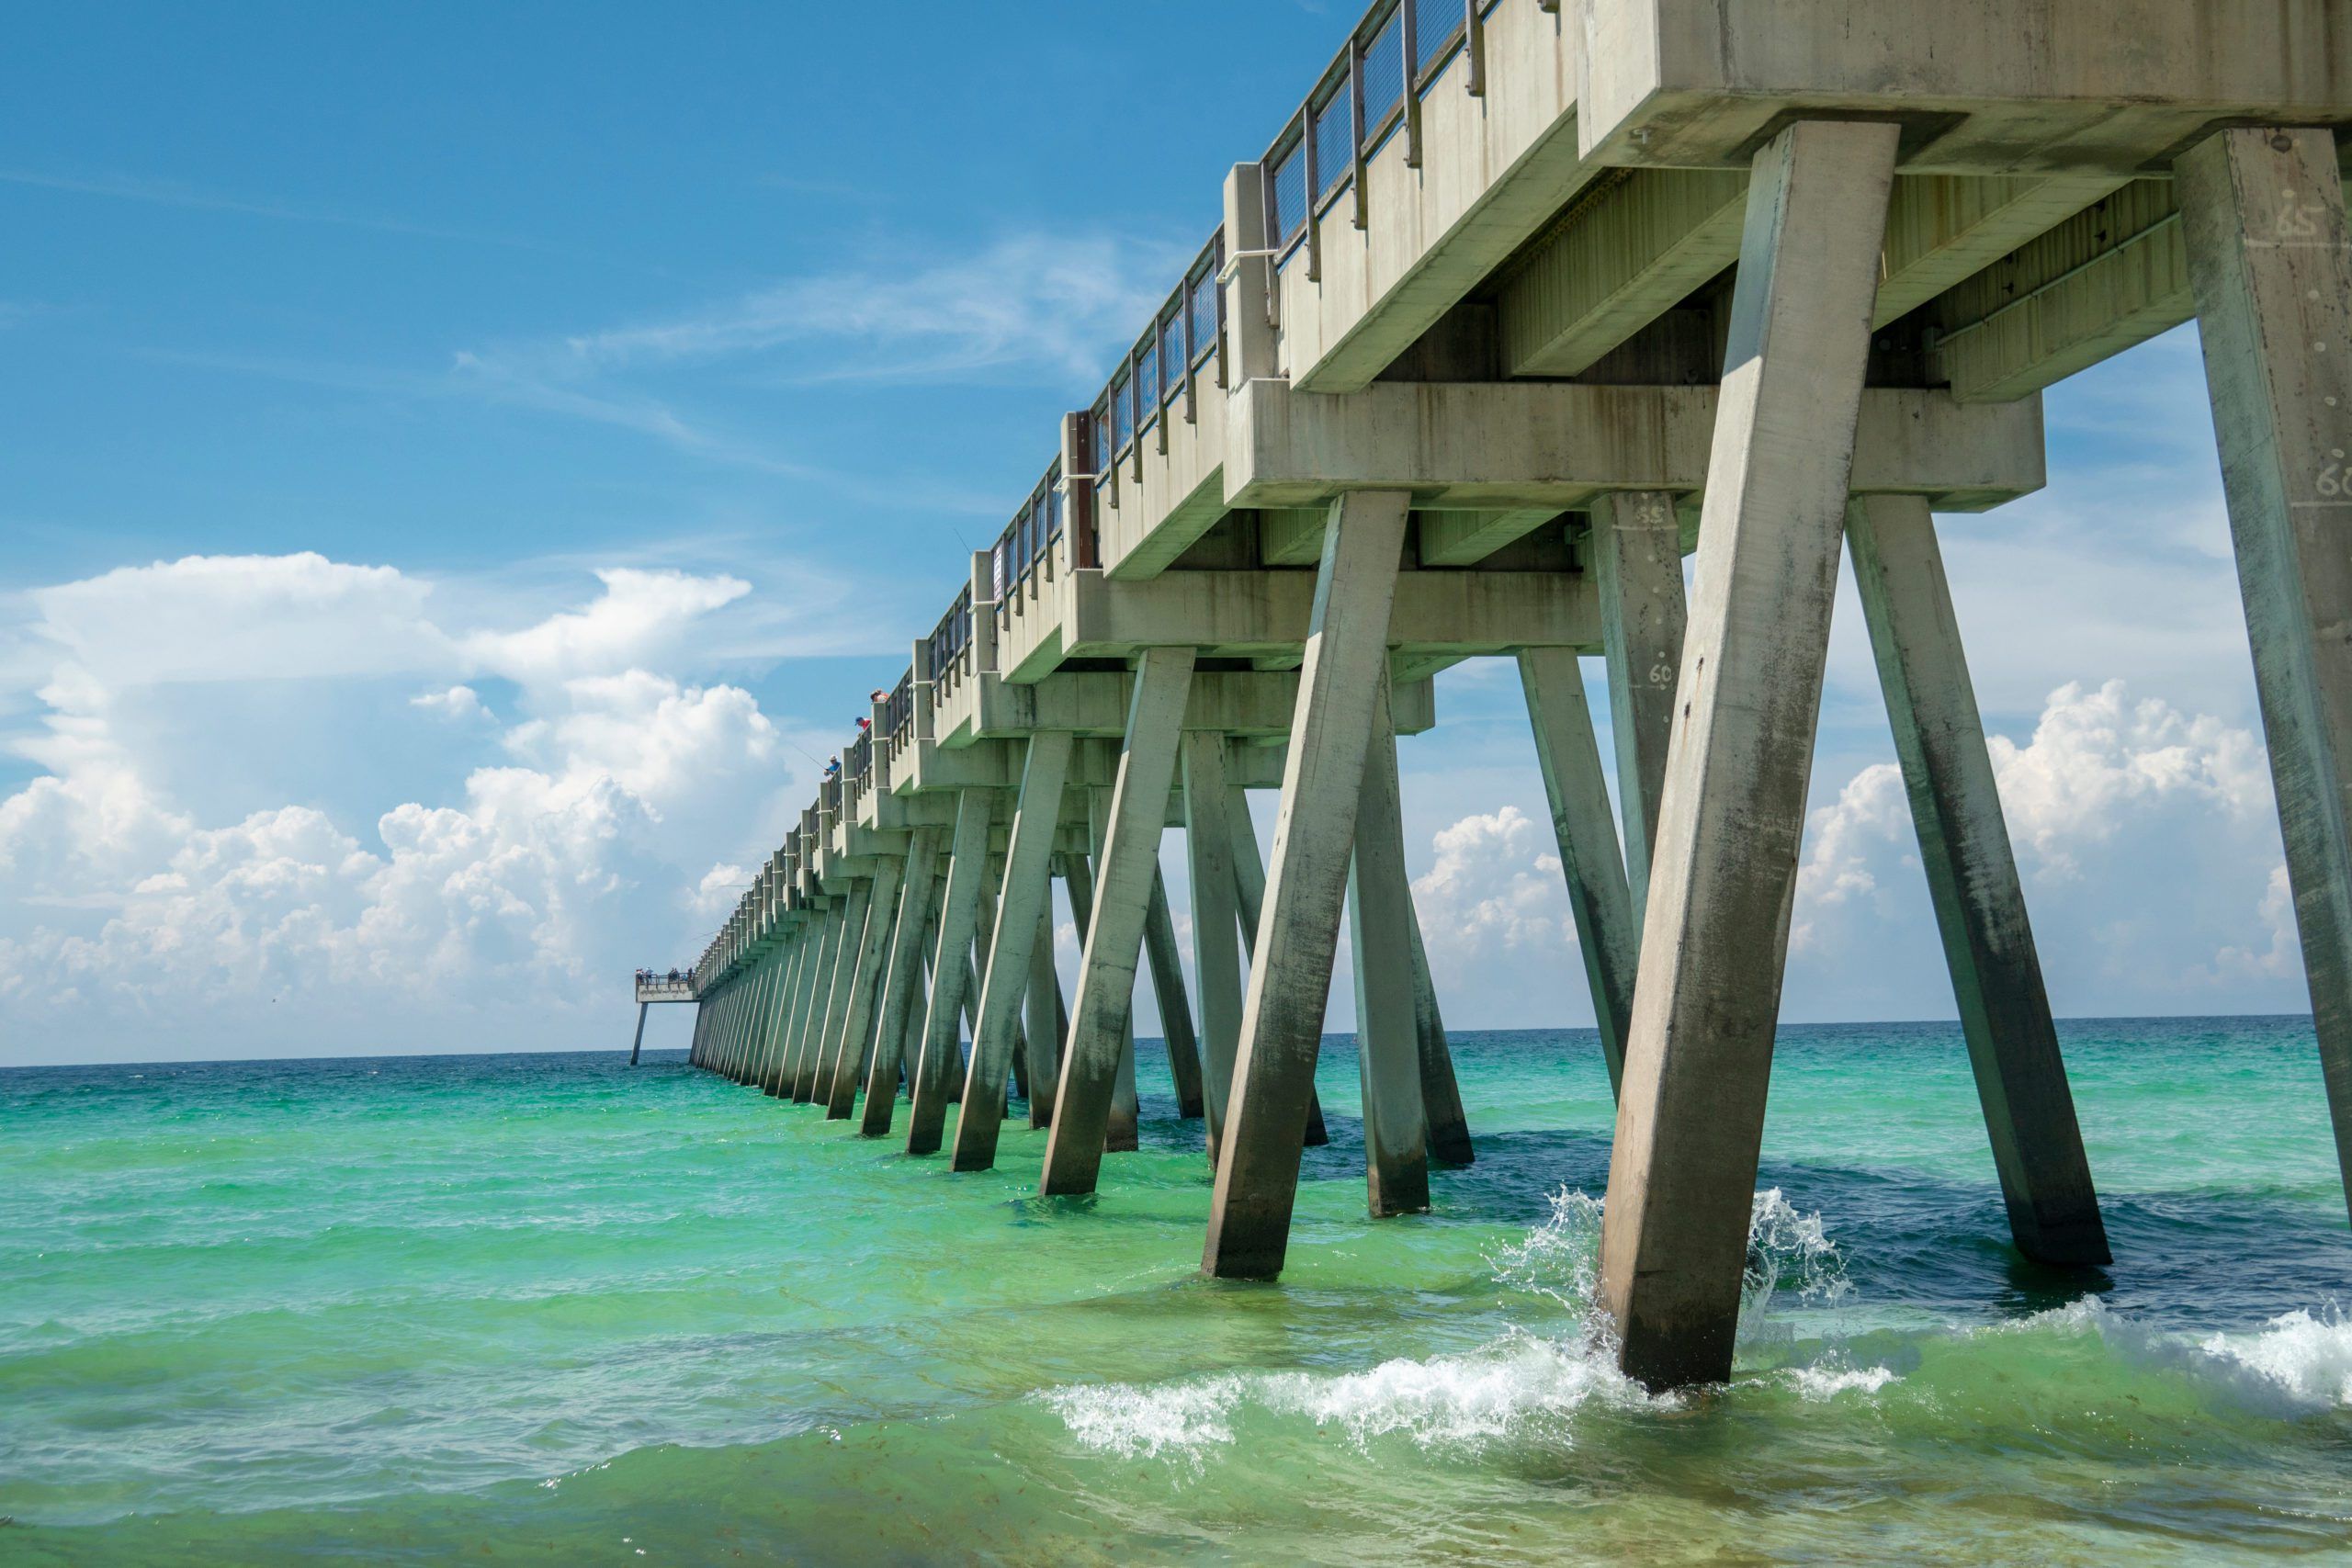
1591,489,1689,918
1348,672,1432,1217
1040,649,1198,1194
770,923,826,1098
814,881,874,1107
1848,492,2112,1263
1596,118,1899,1390
1145,871,1206,1119
2179,126,2352,1222
752,939,799,1092
907,792,994,1155
1204,490,1411,1279
1519,646,1639,1093
825,860,904,1119
788,906,845,1103
1023,899,1062,1128
1091,785,1144,1154
863,828,944,1136
1182,734,1246,1152
1403,841,1474,1166
1227,769,1330,1147
949,734,1074,1171
629,1000,649,1066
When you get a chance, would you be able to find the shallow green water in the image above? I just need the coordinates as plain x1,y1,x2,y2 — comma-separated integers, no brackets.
5,1018,2349,1564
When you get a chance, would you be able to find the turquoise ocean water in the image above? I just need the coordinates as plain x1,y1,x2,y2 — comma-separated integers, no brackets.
4,1018,2349,1564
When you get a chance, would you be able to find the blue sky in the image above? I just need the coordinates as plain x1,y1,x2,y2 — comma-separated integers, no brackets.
0,3,2310,1065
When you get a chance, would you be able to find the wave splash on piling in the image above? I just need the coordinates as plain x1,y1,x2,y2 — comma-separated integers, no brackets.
1038,1187,1861,1469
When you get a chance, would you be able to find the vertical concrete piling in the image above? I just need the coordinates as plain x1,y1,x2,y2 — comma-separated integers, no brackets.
1348,671,1432,1217
1182,733,1246,1151
1597,119,1901,1390
908,790,994,1156
1590,491,1689,919
1519,645,1640,1094
863,827,944,1136
1144,872,1206,1119
1204,491,1411,1280
950,733,1073,1172
1847,493,2112,1264
1041,648,1197,1195
2180,125,2352,1223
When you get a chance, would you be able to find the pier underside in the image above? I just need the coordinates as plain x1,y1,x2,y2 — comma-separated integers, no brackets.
669,0,2352,1393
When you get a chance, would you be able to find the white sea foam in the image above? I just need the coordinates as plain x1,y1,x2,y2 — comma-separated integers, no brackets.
2199,1308,2352,1410
1041,1187,1868,1467
1985,1296,2352,1416
1784,1360,1900,1402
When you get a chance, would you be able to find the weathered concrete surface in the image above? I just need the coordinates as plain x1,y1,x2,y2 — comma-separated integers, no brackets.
1578,0,2352,175
1598,120,1900,1391
1591,491,1687,921
1182,734,1247,1152
1226,764,1330,1150
1406,902,1474,1165
1023,899,1061,1129
864,828,943,1136
1849,493,2112,1264
1144,871,1204,1119
1204,491,1410,1280
1349,673,1432,1218
907,792,994,1156
2180,126,2352,1225
950,734,1073,1172
1041,649,1197,1196
1519,645,1638,1093
825,859,904,1119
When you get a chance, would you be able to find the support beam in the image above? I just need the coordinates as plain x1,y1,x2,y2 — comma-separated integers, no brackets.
1519,646,1639,1093
1590,491,1688,919
1418,508,1565,567
1144,870,1205,1119
825,860,904,1118
863,829,944,1136
771,921,826,1098
751,943,795,1090
1041,649,1197,1195
1204,490,1411,1279
1599,119,1900,1391
1348,672,1431,1217
1499,168,1749,378
630,1000,649,1066
791,905,847,1102
950,734,1074,1172
1848,493,2111,1263
2179,126,2352,1227
1023,898,1062,1128
1406,899,1474,1166
1094,788,1144,1155
1227,768,1330,1147
1183,734,1246,1152
808,880,873,1107
906,793,993,1156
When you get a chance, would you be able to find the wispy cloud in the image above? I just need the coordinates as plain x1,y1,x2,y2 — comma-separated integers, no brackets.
0,165,545,251
529,228,1185,388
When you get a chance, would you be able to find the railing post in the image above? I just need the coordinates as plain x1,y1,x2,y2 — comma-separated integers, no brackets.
1349,31,1368,232
1465,0,1486,96
1060,412,1098,570
1223,164,1281,386
1402,0,1422,168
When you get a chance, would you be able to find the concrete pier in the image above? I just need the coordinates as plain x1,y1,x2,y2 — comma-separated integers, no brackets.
651,0,2352,1394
